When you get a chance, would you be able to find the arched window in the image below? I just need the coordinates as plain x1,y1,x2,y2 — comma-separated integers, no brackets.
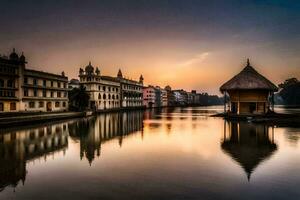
116,95,118,99
98,93,101,99
112,95,114,100
103,94,106,99
108,94,111,99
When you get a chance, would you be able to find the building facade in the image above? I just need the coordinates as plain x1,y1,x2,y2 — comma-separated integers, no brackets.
143,86,155,108
79,62,121,110
0,49,68,112
117,69,143,108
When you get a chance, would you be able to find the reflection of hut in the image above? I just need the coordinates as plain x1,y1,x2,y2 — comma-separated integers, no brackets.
221,121,277,180
220,59,278,115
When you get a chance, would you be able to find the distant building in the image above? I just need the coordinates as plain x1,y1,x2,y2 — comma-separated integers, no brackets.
79,62,120,110
68,79,80,89
173,89,188,106
0,49,68,112
220,59,278,114
117,69,143,108
165,85,175,106
187,90,197,105
143,86,155,108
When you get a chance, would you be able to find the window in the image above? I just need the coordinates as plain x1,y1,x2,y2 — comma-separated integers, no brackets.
39,101,44,108
108,87,111,92
7,80,14,88
43,90,47,97
58,82,61,88
24,89,28,97
51,92,54,98
24,77,28,84
34,89,38,97
0,102,3,111
63,102,66,107
108,94,111,99
63,83,66,88
29,102,35,108
43,80,46,87
57,92,61,98
116,95,119,99
103,94,106,99
51,81,53,87
10,102,16,111
103,86,106,91
55,102,60,107
33,79,37,85
64,92,67,97
98,93,101,99
0,79,4,87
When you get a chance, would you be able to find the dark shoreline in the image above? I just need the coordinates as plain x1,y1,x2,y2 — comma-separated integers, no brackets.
212,112,300,127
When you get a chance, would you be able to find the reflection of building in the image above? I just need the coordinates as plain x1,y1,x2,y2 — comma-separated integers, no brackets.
220,59,278,114
221,121,277,180
0,122,68,191
0,49,68,112
69,111,143,164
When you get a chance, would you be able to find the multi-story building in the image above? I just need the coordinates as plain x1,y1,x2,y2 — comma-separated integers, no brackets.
165,85,175,107
143,85,155,108
154,86,162,107
79,62,120,110
117,69,143,108
173,89,188,106
161,88,168,107
0,49,68,112
187,90,198,105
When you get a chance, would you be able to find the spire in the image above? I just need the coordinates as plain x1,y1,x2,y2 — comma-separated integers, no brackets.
247,58,250,66
117,69,123,78
139,74,144,84
89,61,91,65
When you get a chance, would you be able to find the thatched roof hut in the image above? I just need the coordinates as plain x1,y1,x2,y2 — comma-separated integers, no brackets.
220,59,278,115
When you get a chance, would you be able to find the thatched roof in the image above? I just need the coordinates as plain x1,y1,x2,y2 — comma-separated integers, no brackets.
220,59,278,92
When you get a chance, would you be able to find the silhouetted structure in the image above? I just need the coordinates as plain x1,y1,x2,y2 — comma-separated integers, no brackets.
220,59,278,114
221,121,277,181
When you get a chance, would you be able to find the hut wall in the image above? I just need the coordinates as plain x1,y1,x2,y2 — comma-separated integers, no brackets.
228,90,269,102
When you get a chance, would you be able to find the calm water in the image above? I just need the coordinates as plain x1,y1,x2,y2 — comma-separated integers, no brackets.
1,106,300,200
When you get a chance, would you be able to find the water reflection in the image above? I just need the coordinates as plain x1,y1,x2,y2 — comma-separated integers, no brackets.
0,123,68,191
68,111,143,164
221,121,277,180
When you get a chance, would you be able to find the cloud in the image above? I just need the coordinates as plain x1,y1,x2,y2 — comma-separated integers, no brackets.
179,52,210,67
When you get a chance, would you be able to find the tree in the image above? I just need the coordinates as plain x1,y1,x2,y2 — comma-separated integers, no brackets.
69,85,90,111
278,78,300,105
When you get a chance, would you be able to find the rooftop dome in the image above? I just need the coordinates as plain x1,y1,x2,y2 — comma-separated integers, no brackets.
85,61,94,74
9,48,19,60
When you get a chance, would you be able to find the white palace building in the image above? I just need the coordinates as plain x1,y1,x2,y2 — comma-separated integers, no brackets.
79,62,143,111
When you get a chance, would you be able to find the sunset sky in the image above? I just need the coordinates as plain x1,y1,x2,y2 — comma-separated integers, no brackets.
0,0,300,94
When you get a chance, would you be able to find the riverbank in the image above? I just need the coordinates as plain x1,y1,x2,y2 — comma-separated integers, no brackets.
212,112,300,127
0,112,86,127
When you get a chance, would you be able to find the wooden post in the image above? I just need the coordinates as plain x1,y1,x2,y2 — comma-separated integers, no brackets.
224,91,226,113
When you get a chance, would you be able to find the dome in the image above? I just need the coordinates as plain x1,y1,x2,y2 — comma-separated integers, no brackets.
9,48,19,60
85,61,94,74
